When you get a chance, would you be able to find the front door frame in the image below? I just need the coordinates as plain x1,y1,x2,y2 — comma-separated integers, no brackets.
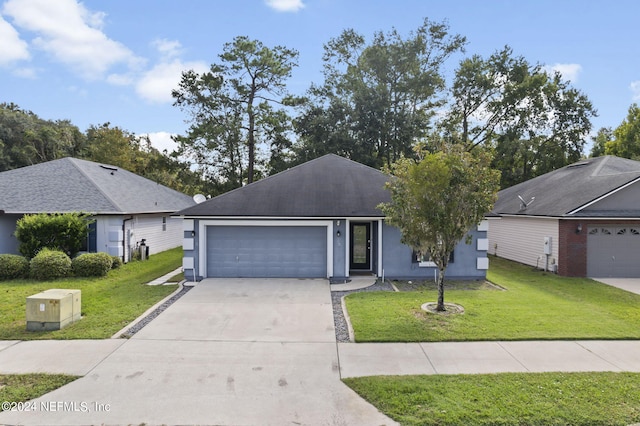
349,221,372,271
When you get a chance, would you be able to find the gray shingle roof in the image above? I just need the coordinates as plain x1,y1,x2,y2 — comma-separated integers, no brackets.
494,156,640,217
0,157,195,214
176,154,391,217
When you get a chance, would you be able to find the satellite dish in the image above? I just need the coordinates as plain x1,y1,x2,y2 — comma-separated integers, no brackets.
517,195,535,211
193,194,207,204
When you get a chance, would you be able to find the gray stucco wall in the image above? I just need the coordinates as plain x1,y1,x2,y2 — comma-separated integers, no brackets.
182,218,488,281
382,223,487,280
0,214,19,254
332,219,347,279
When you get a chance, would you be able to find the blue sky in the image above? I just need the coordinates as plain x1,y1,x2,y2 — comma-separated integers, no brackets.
0,0,638,154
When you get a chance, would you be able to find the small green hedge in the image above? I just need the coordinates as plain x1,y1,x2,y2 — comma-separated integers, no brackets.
110,255,123,269
0,254,30,280
30,249,72,280
72,253,113,277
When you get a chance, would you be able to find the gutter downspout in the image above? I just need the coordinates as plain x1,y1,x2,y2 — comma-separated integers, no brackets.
122,216,134,263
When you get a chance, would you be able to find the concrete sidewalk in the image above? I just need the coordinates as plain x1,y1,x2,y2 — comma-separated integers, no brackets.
338,340,640,377
2,338,640,378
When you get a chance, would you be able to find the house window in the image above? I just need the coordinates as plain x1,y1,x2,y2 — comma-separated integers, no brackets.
631,228,640,235
588,228,598,235
162,216,167,231
617,228,627,235
601,228,611,235
412,250,454,267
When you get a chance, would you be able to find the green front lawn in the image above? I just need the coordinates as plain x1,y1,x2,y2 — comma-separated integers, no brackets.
345,256,640,341
0,248,181,340
344,372,640,426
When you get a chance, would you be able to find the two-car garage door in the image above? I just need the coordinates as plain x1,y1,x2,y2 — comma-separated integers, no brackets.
587,225,640,277
206,226,327,278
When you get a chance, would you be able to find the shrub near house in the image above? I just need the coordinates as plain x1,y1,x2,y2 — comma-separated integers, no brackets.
29,249,72,280
15,213,93,258
72,253,113,277
0,254,30,279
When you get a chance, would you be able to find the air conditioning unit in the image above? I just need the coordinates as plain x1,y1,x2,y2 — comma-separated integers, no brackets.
26,289,81,331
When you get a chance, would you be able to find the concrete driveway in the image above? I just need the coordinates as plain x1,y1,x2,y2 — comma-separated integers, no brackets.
0,279,396,426
593,277,640,295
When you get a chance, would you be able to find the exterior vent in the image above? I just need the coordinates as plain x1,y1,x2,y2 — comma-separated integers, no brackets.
567,161,591,168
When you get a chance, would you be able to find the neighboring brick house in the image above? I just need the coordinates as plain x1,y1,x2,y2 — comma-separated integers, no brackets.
0,157,195,261
489,155,640,277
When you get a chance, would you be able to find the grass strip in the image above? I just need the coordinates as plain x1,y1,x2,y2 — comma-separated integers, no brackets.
0,374,79,411
344,372,640,426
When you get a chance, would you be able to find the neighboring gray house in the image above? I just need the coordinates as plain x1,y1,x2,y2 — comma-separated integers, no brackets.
0,157,195,260
175,154,489,282
489,155,640,277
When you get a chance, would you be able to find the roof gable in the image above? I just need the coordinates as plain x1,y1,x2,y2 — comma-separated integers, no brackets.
494,156,640,217
177,154,391,217
0,157,195,214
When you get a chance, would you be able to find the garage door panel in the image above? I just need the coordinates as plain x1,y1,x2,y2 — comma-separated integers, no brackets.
588,226,640,277
206,226,327,278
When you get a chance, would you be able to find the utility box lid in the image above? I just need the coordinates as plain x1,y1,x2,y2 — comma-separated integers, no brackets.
26,289,81,331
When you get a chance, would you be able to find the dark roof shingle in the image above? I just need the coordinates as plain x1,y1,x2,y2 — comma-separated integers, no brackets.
0,157,195,214
177,154,391,217
493,156,640,216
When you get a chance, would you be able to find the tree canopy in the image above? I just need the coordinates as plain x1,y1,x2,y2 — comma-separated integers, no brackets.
1,19,606,195
440,47,597,187
293,18,466,169
595,104,640,160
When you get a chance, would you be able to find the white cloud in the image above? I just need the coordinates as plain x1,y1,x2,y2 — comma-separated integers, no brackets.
152,38,183,59
136,59,208,104
2,0,142,80
543,63,582,83
144,131,178,153
13,67,36,78
630,81,640,101
265,0,305,12
0,15,29,66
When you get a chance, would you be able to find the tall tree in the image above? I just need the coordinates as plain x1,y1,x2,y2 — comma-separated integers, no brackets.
294,18,466,168
83,123,209,195
440,47,596,187
172,36,299,187
379,144,500,311
0,103,86,171
589,127,613,157
603,104,640,159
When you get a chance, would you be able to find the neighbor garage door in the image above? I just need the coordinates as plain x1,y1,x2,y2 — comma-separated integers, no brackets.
587,225,640,277
206,226,327,278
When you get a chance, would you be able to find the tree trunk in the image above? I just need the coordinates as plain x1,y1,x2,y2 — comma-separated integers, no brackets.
436,267,446,311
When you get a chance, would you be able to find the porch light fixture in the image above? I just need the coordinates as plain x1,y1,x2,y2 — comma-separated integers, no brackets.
576,223,582,234
337,230,341,237
191,230,196,237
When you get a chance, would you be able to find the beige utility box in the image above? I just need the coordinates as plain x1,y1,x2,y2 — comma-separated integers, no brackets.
26,289,81,331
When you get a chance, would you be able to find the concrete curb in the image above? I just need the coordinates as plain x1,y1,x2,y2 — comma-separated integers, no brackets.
110,280,185,339
340,295,355,342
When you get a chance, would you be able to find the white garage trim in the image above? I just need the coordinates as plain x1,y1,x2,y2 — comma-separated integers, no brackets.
197,220,333,278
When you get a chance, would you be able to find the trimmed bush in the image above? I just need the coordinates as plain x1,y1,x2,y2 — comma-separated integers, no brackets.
15,212,94,259
110,255,123,269
30,248,72,281
0,254,30,280
72,253,113,277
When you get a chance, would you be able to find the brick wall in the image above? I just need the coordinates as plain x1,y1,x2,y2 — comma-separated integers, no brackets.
558,220,586,276
558,219,640,276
